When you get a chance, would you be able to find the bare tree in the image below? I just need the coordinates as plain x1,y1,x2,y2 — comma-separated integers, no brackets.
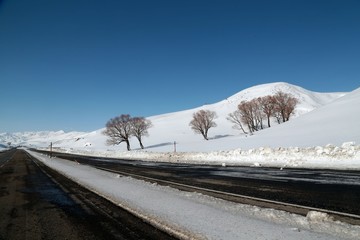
284,97,298,121
273,91,298,122
232,92,298,133
273,110,282,124
227,110,248,134
253,98,265,130
103,114,132,151
238,99,264,133
189,109,217,140
130,117,153,149
259,95,276,127
238,101,254,133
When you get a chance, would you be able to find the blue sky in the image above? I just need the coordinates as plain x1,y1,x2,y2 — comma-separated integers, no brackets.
1,0,359,132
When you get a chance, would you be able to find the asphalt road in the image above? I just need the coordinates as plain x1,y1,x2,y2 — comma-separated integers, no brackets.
0,150,176,240
46,151,360,217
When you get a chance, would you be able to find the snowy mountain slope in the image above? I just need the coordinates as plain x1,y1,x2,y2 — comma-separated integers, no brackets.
120,85,358,153
139,82,346,151
226,82,345,116
0,82,350,153
219,86,360,150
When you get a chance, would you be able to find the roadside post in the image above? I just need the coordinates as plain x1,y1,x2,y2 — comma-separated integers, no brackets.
50,142,52,158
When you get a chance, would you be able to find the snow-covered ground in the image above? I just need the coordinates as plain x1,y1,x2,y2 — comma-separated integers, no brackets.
1,82,359,169
2,82,359,239
27,150,360,240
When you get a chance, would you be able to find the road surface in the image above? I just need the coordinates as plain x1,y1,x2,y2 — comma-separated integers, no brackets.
0,149,176,240
46,151,360,218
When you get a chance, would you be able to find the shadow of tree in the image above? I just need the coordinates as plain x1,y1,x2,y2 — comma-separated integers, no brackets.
208,134,232,140
141,142,174,150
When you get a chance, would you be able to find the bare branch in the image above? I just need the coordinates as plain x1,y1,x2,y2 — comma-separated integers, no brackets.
227,111,248,134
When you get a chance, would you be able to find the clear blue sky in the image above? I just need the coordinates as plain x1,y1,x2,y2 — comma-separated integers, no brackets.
1,0,359,132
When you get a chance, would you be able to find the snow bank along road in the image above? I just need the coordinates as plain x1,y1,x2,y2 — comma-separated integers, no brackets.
27,149,360,240
0,149,176,240
40,150,360,224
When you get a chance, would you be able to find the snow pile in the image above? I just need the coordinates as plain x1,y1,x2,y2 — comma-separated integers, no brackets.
47,141,360,170
27,150,360,240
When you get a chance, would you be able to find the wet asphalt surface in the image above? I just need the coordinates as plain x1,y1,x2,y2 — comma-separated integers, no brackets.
47,151,360,217
0,149,176,240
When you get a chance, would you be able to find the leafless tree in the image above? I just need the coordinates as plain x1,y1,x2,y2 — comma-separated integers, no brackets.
189,109,217,140
273,110,282,124
259,95,276,127
284,97,298,121
227,110,248,134
238,101,253,133
232,92,298,134
273,91,298,122
103,114,132,151
254,98,265,130
238,99,264,133
130,117,153,149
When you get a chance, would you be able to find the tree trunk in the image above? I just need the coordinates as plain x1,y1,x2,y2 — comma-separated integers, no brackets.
281,110,286,122
125,139,131,151
267,116,271,128
240,124,247,134
137,136,144,149
202,132,208,140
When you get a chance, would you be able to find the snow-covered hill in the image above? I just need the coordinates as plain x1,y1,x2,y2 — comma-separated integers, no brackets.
0,82,348,153
226,82,345,116
141,82,346,152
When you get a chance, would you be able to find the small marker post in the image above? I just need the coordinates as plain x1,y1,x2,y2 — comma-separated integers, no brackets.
50,142,52,158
